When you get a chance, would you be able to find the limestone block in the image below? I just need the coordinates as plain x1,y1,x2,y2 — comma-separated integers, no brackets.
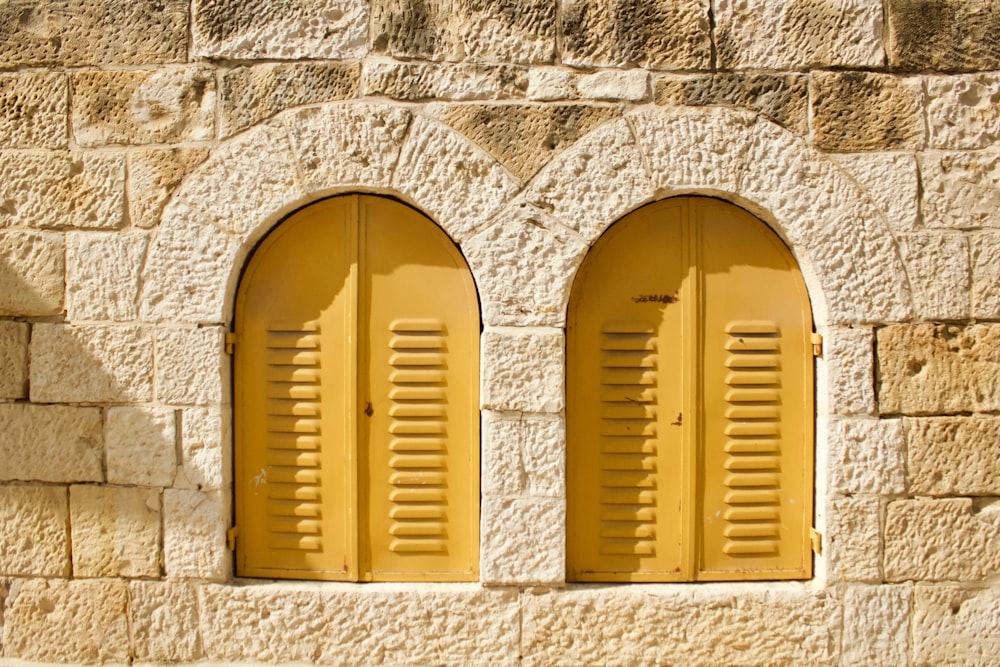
842,584,911,666
66,231,148,322
155,326,226,405
198,584,520,664
369,0,452,61
2,578,129,663
822,326,875,417
0,72,67,149
220,62,360,138
885,498,1000,582
811,71,923,151
0,320,28,399
193,0,368,60
0,150,125,229
828,419,905,495
128,148,210,229
521,587,839,665
0,404,102,483
830,152,919,234
175,406,231,491
105,406,177,487
0,229,63,317
655,73,809,136
574,69,650,102
826,495,882,582
363,59,528,101
452,0,557,64
0,1,188,67
72,67,216,147
920,149,1000,230
898,232,970,320
877,324,1000,415
0,486,68,577
927,74,1000,150
716,0,884,69
393,116,521,242
912,584,1000,666
561,0,711,70
130,581,202,662
906,416,1000,496
69,485,161,578
163,489,229,580
972,232,1000,319
284,103,411,192
525,68,578,101
463,206,588,326
482,329,564,413
440,104,617,182
30,324,153,403
483,411,567,498
888,0,1000,71
481,497,564,586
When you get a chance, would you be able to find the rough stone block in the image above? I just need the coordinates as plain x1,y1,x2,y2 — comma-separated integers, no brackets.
972,232,1000,319
481,497,564,586
363,60,528,101
888,0,1000,71
826,495,882,582
2,578,129,663
927,73,1000,150
483,413,564,499
898,232,970,320
69,485,161,578
525,67,578,100
72,67,216,147
561,0,711,70
155,326,227,405
716,0,884,69
912,584,1000,665
106,406,177,487
0,486,69,577
175,406,231,491
822,326,876,417
0,150,125,229
0,72,67,149
66,231,148,322
130,581,202,662
906,416,1000,496
0,404,102,483
828,419,905,495
30,324,153,403
885,498,1000,582
877,324,1000,415
0,320,28,399
193,0,368,60
128,148,210,229
220,62,359,138
842,584,911,666
830,152,920,233
163,489,229,580
369,0,452,61
920,149,1000,230
482,328,564,413
574,69,650,102
811,71,923,151
0,229,63,317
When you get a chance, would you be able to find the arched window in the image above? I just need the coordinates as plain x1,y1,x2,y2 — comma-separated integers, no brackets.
233,195,480,582
567,197,814,582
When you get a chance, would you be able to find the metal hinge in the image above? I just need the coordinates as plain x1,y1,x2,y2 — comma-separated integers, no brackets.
226,526,238,551
225,332,237,355
810,528,823,555
811,333,823,357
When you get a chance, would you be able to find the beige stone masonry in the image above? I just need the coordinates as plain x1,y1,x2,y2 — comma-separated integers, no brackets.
526,67,653,103
162,489,229,580
363,59,529,101
927,73,1000,150
828,419,905,495
0,486,69,577
826,495,882,582
66,232,147,322
0,229,64,317
920,149,1000,230
830,152,920,234
898,232,970,320
105,407,176,487
912,584,1000,665
0,73,67,149
906,416,1000,496
971,231,1000,318
69,485,161,578
482,412,565,498
821,326,876,417
175,406,231,491
811,71,924,152
481,497,564,586
154,327,228,405
842,584,911,666
127,148,210,230
129,580,202,662
0,404,102,484
481,329,564,413
0,320,27,399
888,0,1000,71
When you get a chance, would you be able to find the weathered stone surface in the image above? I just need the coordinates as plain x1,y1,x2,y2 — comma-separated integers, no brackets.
2,578,129,663
105,407,176,486
198,584,519,664
526,67,649,102
155,327,227,405
828,419,905,495
130,581,202,662
877,324,1000,415
0,230,63,317
0,150,125,229
66,231,147,322
898,232,970,320
927,74,1000,150
483,412,565,498
370,0,451,60
0,486,68,577
887,0,1000,71
69,485,161,578
831,152,920,233
194,0,368,59
463,206,588,326
826,495,882,582
0,404,102,483
811,71,923,151
0,72,67,149
482,329,564,413
885,498,1000,582
912,584,1000,666
0,321,28,399
521,587,840,665
175,406,231,491
220,62,359,138
561,0,711,70
655,73,809,136
920,149,1000,230
906,416,1000,496
163,489,229,580
30,324,153,403
72,67,216,147
842,584,911,666
481,498,563,586
0,1,188,67
972,232,1000,318
128,148,210,229
363,59,528,101
823,326,876,416
716,0,884,69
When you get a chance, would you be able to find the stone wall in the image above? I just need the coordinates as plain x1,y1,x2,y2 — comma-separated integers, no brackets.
0,1,998,665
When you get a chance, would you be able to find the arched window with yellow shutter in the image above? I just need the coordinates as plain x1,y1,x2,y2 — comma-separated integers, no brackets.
567,196,814,582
